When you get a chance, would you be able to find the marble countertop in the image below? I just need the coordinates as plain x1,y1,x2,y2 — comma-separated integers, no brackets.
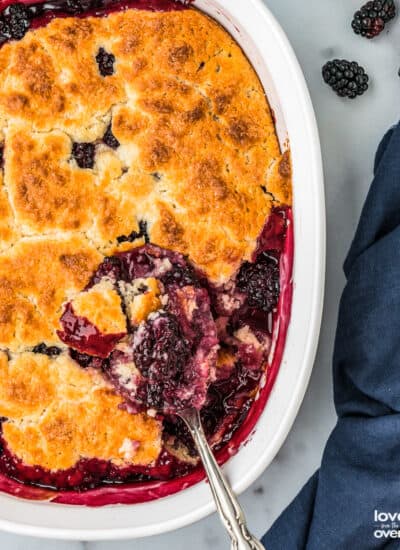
2,0,400,548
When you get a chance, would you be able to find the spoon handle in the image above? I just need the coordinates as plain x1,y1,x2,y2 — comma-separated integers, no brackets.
181,408,265,550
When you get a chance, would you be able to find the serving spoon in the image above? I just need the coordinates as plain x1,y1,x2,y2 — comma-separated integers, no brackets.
179,407,265,550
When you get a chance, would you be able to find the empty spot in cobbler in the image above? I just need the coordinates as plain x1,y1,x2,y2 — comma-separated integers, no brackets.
32,343,62,357
197,61,205,72
0,144,4,167
117,220,150,244
96,47,115,77
260,185,267,194
102,123,120,149
215,65,221,73
72,142,95,169
151,172,162,181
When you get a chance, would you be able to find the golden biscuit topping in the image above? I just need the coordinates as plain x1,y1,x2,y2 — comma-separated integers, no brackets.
0,352,161,470
123,277,163,325
71,279,127,334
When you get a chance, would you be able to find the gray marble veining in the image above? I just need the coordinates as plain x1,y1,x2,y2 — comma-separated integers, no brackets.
1,0,399,548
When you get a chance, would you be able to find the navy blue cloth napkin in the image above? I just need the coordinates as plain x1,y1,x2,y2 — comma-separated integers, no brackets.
262,122,400,550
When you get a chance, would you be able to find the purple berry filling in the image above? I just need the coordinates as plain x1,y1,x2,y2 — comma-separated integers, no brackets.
72,142,95,169
108,286,218,414
115,243,199,288
103,123,120,149
236,252,279,313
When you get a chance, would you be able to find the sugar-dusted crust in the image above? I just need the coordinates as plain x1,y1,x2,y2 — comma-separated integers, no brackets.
0,7,291,473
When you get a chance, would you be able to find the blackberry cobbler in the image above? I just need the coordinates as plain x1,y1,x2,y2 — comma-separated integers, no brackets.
0,0,293,504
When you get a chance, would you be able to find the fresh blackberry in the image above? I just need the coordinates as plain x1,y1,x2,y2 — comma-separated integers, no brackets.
72,142,95,169
322,60,369,99
352,0,396,38
96,47,115,77
103,123,120,149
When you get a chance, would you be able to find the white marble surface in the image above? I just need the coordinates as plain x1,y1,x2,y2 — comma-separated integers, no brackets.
2,0,400,548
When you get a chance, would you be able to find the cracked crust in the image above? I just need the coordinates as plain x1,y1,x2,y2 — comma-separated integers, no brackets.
0,7,291,472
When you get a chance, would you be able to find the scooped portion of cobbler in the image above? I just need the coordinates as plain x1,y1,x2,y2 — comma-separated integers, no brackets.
58,245,219,414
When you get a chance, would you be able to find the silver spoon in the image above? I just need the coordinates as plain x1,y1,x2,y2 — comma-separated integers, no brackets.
179,407,265,550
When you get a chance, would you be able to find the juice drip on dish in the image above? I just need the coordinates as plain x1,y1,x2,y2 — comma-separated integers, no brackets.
0,207,294,503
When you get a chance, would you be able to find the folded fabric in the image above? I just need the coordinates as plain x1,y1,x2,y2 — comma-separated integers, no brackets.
262,122,400,550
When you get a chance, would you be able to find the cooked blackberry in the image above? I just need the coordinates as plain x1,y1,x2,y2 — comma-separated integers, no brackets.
161,263,198,288
72,142,95,168
237,251,280,313
133,313,190,382
32,343,62,357
69,348,104,369
117,220,149,244
103,123,120,149
322,60,369,99
139,220,150,243
4,3,31,41
65,0,96,14
133,312,192,407
352,0,396,39
0,19,11,43
96,47,115,76
90,255,124,285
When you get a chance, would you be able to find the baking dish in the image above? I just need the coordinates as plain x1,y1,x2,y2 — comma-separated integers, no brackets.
0,0,325,539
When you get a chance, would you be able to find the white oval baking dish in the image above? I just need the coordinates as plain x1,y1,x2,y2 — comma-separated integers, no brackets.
0,0,325,539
